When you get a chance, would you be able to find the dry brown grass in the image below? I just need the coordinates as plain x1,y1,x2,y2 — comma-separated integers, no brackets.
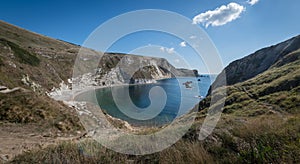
0,90,83,133
159,141,213,164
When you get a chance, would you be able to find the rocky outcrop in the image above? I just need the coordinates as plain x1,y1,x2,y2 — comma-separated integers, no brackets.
0,21,196,92
95,53,174,86
72,53,197,87
0,86,21,93
212,35,300,89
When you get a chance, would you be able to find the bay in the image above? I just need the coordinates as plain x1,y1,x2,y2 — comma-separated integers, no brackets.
94,76,214,127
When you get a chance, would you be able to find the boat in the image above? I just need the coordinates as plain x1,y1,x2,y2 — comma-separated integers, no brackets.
194,95,204,99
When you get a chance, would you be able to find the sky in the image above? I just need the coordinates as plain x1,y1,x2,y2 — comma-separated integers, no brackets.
1,0,300,73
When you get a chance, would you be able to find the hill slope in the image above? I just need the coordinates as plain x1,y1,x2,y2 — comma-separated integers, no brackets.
213,35,300,88
1,20,299,163
0,21,197,161
0,20,196,91
10,35,300,163
194,35,300,163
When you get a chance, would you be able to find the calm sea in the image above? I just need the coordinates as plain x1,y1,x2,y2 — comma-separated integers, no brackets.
94,76,215,127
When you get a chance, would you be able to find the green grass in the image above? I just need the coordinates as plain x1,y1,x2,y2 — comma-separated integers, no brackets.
0,91,83,132
189,55,300,163
0,38,40,66
1,22,299,163
10,114,300,163
203,59,300,117
231,115,300,163
7,61,300,163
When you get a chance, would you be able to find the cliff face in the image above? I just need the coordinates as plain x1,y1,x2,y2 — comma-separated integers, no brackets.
212,35,300,89
0,20,197,123
85,53,196,86
0,21,195,91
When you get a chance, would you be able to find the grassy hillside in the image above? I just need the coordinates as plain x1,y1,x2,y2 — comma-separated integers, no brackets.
0,89,82,131
0,21,78,90
0,18,299,163
0,21,85,162
0,21,83,131
193,52,300,163
0,21,199,162
213,35,300,87
10,38,300,163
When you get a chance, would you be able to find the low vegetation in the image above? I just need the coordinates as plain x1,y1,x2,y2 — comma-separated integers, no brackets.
10,114,300,163
9,57,300,162
0,90,82,132
1,21,299,163
8,51,300,163
0,38,40,66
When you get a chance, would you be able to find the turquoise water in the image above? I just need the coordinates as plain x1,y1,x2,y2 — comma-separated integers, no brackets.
94,76,214,127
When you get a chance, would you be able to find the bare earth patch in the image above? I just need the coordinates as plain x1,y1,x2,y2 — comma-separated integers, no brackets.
0,123,81,162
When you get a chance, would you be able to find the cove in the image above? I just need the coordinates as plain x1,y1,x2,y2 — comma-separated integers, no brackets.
77,76,214,127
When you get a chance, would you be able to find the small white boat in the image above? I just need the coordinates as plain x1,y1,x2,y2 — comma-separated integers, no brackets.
194,95,204,99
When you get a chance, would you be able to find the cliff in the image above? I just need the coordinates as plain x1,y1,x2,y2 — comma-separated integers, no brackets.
183,35,300,163
0,20,198,160
0,20,196,127
75,52,196,87
0,21,196,92
212,35,300,89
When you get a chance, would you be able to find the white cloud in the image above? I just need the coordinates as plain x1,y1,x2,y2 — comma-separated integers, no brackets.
160,47,175,54
174,59,180,63
193,2,245,28
179,41,186,47
247,0,259,6
189,35,197,39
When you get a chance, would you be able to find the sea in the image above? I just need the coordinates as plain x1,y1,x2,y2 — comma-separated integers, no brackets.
93,75,215,127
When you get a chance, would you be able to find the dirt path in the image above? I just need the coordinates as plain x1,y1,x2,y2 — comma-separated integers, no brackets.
0,123,81,163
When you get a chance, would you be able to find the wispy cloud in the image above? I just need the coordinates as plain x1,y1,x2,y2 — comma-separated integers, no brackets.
189,35,197,39
160,47,175,54
247,0,259,6
193,2,245,28
179,41,186,47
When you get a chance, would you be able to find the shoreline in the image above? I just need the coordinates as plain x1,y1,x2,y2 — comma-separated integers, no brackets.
62,76,204,130
71,76,202,101
67,79,168,130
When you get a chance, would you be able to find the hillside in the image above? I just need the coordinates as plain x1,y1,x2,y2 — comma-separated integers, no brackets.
0,21,197,161
0,21,83,161
0,20,299,163
194,36,300,163
73,52,197,87
213,35,300,88
0,21,195,91
9,35,300,163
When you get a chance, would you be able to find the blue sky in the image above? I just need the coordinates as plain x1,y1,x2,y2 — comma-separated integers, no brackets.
1,0,300,73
